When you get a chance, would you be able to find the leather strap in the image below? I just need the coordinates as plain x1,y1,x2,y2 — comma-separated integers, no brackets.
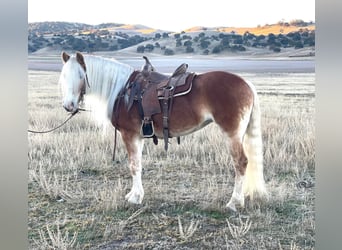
162,87,173,151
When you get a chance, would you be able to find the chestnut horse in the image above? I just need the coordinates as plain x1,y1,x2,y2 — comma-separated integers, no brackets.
59,52,267,211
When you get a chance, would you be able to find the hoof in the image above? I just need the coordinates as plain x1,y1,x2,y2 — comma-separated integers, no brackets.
226,196,244,212
125,190,144,204
226,202,237,212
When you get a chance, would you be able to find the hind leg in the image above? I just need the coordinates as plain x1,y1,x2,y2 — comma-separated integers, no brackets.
226,136,248,212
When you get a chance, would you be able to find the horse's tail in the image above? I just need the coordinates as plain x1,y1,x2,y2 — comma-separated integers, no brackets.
243,81,268,200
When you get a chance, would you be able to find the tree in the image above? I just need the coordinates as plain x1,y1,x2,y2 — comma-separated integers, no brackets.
256,34,266,41
279,37,289,47
290,19,306,27
137,45,145,53
243,31,255,41
303,37,315,46
164,48,174,55
183,40,192,47
267,33,276,43
231,45,246,52
202,49,210,55
176,39,182,47
200,39,210,49
185,46,194,53
109,45,118,51
287,31,301,41
219,33,226,39
221,36,230,48
212,45,222,54
72,38,87,51
234,36,243,45
198,32,205,38
273,47,281,52
154,33,161,39
294,41,304,49
145,43,154,52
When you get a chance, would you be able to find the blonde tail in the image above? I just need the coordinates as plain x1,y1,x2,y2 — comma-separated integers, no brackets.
243,81,268,199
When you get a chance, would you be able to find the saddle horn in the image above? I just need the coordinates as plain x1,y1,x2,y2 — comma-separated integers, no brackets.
142,56,155,76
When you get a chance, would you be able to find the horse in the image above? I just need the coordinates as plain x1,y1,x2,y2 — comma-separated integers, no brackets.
59,51,267,211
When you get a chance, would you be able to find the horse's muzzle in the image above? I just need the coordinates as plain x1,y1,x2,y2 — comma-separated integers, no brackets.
63,103,78,114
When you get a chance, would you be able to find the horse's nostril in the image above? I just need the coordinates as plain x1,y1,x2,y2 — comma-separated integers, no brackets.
63,102,74,112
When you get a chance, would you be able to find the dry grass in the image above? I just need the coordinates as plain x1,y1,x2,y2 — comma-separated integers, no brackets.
214,24,315,36
185,24,315,35
28,69,314,249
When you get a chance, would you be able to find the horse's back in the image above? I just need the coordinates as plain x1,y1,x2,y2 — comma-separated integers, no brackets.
195,71,248,89
194,71,254,107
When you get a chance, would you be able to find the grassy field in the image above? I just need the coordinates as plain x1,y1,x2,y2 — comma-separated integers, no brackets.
28,69,315,249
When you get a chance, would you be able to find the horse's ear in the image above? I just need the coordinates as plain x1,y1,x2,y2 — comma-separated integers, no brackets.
76,52,86,72
61,51,70,63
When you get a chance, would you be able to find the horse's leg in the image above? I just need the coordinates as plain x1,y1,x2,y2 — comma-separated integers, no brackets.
226,135,248,212
121,131,145,204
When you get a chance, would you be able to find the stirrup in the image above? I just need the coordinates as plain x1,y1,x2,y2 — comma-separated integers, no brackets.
141,119,154,138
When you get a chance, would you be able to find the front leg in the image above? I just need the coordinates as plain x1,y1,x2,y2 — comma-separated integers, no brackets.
122,132,145,204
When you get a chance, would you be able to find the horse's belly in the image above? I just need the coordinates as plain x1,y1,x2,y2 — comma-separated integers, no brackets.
152,112,213,138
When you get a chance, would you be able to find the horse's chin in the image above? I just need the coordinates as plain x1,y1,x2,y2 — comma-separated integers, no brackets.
71,109,79,115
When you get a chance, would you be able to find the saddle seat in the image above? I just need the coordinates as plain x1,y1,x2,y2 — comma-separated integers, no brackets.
151,70,193,98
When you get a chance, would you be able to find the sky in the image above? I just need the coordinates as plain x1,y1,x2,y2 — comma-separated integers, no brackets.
28,0,315,32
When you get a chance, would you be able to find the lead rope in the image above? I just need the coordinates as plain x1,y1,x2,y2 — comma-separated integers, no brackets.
28,108,90,134
112,127,118,162
28,112,77,134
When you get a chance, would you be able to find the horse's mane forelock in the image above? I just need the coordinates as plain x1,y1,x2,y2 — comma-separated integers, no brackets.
83,55,134,121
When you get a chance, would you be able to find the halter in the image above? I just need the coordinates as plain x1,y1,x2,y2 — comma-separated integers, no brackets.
79,73,90,103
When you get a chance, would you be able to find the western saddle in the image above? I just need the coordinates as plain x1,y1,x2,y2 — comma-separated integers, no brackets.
124,56,196,151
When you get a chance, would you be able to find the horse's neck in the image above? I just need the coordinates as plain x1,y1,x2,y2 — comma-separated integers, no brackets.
84,56,134,119
85,56,133,98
